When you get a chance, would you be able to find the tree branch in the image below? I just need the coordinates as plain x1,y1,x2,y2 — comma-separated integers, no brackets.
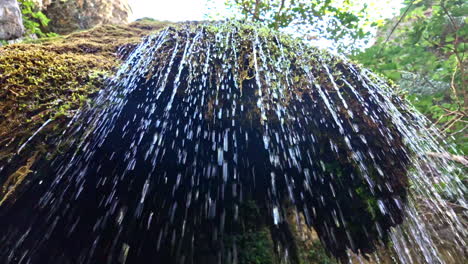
253,0,262,21
276,0,286,18
378,0,416,55
441,0,466,108
427,152,468,166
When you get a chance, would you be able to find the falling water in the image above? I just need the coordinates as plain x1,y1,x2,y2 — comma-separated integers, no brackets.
0,22,466,264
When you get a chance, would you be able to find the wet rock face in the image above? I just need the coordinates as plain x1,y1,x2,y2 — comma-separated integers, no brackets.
35,0,131,34
0,0,25,40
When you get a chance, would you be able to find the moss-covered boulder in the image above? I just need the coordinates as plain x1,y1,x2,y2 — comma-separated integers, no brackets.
0,19,169,205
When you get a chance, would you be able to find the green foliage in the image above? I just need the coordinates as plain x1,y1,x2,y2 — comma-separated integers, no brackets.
236,229,276,264
214,0,372,53
222,201,277,264
354,0,467,153
433,167,467,201
18,0,56,38
304,241,338,264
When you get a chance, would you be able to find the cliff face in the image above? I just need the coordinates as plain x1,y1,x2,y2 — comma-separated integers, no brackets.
35,0,132,34
0,0,25,40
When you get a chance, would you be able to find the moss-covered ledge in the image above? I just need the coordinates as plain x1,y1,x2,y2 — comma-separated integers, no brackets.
0,19,170,205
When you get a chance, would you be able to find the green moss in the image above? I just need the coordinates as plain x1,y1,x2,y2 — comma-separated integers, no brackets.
302,241,338,264
0,46,114,147
236,228,276,264
216,201,279,264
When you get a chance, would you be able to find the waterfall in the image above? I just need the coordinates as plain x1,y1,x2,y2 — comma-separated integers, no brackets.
0,22,465,264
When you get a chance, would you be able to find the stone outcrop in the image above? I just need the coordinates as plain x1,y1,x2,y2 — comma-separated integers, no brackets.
34,0,132,34
0,0,25,40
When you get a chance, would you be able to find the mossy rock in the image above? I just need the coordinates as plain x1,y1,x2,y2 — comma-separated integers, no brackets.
0,19,170,205
0,21,415,264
